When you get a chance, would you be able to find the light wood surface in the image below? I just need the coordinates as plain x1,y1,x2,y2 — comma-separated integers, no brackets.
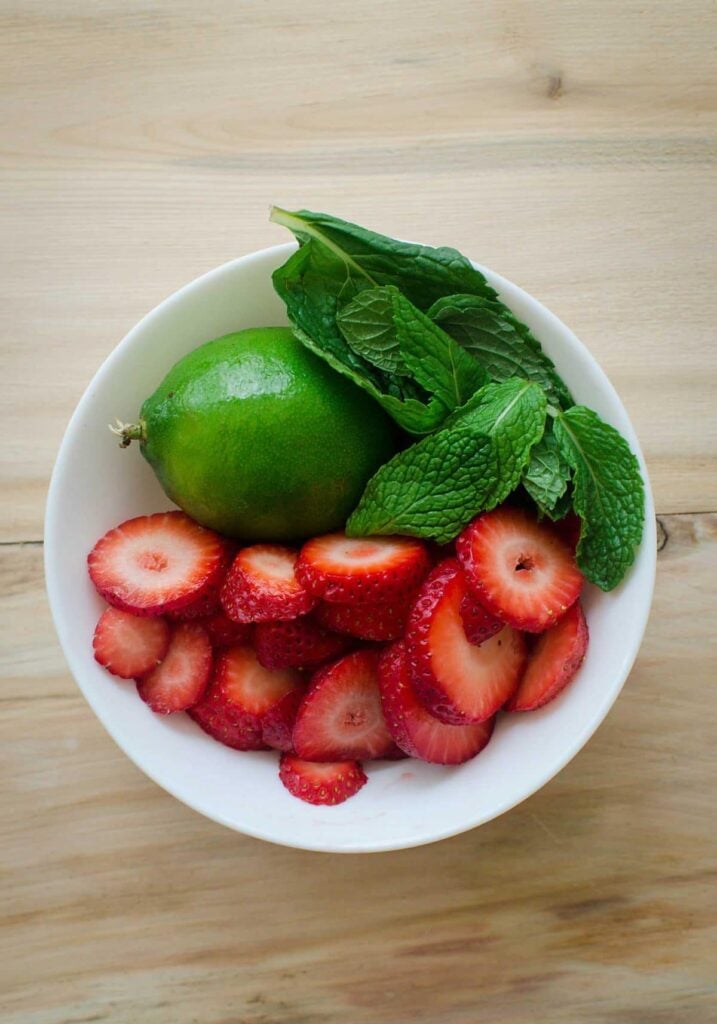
1,3,715,1022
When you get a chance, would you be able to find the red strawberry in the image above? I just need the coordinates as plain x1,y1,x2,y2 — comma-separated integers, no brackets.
314,595,415,642
506,602,589,711
136,622,212,714
457,507,583,633
296,533,430,605
292,649,395,761
93,607,171,679
88,511,227,617
254,616,352,671
220,544,316,623
406,559,527,724
279,754,367,806
188,645,302,750
261,688,305,752
378,642,495,764
166,542,233,620
459,592,503,646
200,610,252,648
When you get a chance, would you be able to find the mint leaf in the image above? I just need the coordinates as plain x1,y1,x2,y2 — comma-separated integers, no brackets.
522,427,571,517
271,206,498,309
337,287,406,374
273,243,446,435
553,406,644,590
339,286,487,411
428,293,572,409
347,379,546,542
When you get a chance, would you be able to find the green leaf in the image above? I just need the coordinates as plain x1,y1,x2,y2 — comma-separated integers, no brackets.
553,406,644,590
522,426,571,517
337,287,406,374
347,379,547,542
428,293,573,409
271,206,498,309
338,286,487,410
273,243,446,435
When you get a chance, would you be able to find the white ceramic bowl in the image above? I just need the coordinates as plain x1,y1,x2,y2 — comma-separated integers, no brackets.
45,242,655,853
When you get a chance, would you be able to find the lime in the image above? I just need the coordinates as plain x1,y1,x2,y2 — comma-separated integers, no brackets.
119,327,398,541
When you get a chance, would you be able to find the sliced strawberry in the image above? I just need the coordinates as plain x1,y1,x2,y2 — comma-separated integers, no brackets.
189,645,301,750
88,511,227,617
261,688,305,752
292,649,395,761
136,622,212,714
506,602,589,711
406,559,527,724
254,616,352,671
93,607,170,679
457,507,584,633
199,610,252,648
378,642,495,764
314,595,415,642
296,533,430,605
279,754,367,806
459,592,503,646
220,544,316,623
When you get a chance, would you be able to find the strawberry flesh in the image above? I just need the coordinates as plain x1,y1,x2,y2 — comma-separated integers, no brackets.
93,607,171,679
189,645,302,750
457,507,583,632
88,511,227,616
314,595,415,642
279,754,367,806
136,622,212,714
221,544,316,623
254,616,352,670
506,602,589,711
296,533,430,605
406,559,527,724
292,649,395,761
378,642,495,764
261,688,305,752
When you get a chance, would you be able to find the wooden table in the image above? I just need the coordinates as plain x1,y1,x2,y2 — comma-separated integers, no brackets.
2,2,715,1021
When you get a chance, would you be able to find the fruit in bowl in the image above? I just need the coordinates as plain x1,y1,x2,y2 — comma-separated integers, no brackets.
46,208,655,852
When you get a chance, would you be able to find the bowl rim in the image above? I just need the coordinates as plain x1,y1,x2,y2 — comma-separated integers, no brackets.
45,242,656,853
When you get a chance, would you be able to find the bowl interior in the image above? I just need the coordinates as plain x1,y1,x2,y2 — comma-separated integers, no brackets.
45,243,655,852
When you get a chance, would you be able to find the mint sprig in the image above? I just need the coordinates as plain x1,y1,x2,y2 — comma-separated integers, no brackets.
271,206,646,590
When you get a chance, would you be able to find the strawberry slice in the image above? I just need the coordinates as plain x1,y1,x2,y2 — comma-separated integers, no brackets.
261,688,305,752
406,559,527,724
292,649,395,761
220,544,316,623
506,602,589,711
166,542,233,620
378,642,495,764
88,511,227,617
459,592,503,646
296,533,430,605
93,607,171,679
254,616,352,670
199,610,252,648
189,645,302,750
457,507,584,632
279,754,367,806
136,622,212,714
314,595,415,642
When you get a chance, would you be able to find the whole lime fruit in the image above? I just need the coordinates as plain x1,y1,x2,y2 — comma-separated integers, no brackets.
118,327,397,541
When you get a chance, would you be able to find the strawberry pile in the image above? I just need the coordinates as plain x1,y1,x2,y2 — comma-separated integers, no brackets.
87,505,588,807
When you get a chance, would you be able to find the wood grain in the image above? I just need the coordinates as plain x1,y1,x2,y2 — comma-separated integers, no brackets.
1,516,716,1023
1,2,716,1021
